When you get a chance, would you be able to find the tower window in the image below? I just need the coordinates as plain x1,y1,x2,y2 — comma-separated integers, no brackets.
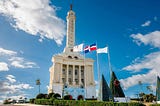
74,56,78,59
68,56,72,59
70,49,73,52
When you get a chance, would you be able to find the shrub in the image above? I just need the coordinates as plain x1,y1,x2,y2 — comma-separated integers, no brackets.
63,95,73,100
53,93,61,99
34,99,146,106
3,100,10,104
36,93,46,99
150,104,160,106
29,98,35,104
48,92,54,99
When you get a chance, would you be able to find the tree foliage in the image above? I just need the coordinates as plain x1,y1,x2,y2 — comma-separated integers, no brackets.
36,93,46,99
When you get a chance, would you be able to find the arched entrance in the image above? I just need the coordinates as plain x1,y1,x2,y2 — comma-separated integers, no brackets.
64,95,73,100
77,95,84,100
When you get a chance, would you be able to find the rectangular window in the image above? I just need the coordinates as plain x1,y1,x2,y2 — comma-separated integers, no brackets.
81,70,84,75
75,70,78,75
69,70,72,75
62,69,65,74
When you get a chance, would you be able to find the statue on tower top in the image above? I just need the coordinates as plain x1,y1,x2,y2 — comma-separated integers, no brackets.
70,4,73,10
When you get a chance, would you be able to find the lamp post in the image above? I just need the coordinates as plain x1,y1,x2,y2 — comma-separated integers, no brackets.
36,79,41,94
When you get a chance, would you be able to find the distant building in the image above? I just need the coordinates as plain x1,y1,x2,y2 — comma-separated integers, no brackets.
48,5,96,99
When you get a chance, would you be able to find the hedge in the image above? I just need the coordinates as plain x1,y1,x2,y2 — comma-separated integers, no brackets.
150,104,160,106
33,99,145,106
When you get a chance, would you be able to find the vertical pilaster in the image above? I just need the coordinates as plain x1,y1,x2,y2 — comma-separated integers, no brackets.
79,65,81,85
60,64,62,83
66,65,69,84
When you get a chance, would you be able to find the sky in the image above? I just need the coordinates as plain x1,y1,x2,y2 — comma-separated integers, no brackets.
0,0,160,102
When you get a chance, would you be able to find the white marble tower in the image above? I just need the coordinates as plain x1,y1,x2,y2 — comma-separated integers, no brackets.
48,5,96,99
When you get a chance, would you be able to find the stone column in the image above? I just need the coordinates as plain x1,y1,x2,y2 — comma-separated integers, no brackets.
60,63,63,83
79,65,81,85
66,65,69,84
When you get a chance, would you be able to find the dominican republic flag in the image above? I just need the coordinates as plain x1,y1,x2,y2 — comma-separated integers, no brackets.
84,43,97,53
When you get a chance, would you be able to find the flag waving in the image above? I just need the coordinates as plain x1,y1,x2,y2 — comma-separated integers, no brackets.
97,46,108,54
84,43,97,53
73,43,84,52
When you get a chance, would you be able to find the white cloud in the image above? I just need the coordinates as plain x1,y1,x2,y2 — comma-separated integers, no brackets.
123,52,160,72
0,47,38,70
0,47,17,56
6,75,16,83
121,52,160,89
0,0,66,45
131,31,160,48
120,71,157,90
9,57,38,68
0,62,9,71
141,20,151,27
121,30,160,89
0,75,33,103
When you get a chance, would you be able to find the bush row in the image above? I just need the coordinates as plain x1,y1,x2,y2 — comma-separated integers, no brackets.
150,104,160,106
31,99,145,106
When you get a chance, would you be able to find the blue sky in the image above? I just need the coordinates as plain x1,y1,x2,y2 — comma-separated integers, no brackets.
0,0,160,102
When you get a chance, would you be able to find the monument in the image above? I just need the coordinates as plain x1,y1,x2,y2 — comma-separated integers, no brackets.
48,5,96,99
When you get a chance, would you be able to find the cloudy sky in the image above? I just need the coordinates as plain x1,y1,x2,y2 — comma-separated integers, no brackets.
0,0,160,102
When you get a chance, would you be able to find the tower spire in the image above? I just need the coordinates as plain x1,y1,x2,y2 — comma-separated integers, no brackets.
70,4,73,10
63,2,76,53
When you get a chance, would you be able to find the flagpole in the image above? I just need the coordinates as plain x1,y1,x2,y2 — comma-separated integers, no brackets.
107,46,112,84
96,42,101,100
83,42,87,99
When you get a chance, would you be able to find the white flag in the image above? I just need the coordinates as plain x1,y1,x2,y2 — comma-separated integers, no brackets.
97,47,108,53
73,43,84,52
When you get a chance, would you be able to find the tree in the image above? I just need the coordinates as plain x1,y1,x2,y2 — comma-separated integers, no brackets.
110,71,125,97
36,79,41,94
36,93,45,99
138,81,143,92
146,85,153,93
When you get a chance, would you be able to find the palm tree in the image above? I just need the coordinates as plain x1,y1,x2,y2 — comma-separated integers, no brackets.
138,81,143,102
138,81,143,92
146,85,153,93
36,79,41,94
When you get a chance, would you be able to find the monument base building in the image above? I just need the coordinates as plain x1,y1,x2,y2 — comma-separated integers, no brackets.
48,5,96,99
